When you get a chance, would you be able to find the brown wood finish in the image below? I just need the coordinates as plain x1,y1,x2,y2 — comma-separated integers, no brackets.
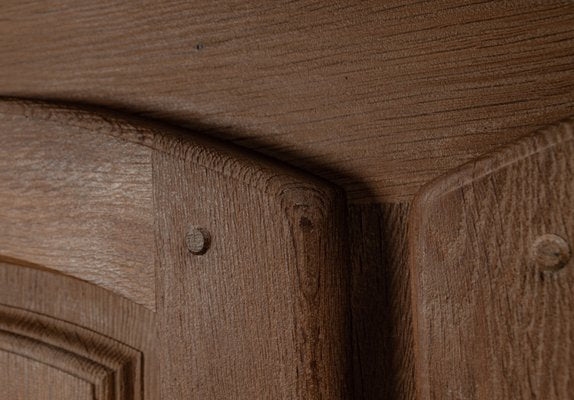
1,2,574,399
350,203,415,400
410,119,574,399
1,351,93,400
0,259,157,400
154,145,351,399
152,112,351,399
0,304,143,400
1,1,573,202
0,101,154,309
0,98,350,399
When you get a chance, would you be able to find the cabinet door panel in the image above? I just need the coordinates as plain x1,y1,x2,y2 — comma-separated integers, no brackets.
0,98,350,399
0,351,93,400
0,260,156,400
411,119,574,399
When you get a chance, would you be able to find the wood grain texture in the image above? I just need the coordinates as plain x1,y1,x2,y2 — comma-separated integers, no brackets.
410,118,574,399
1,1,573,201
0,305,142,400
0,98,351,399
0,260,157,400
154,129,351,399
0,350,93,400
0,100,154,309
2,4,574,395
350,203,415,400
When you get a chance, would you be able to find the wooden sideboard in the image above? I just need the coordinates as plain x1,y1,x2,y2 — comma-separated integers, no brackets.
1,1,573,399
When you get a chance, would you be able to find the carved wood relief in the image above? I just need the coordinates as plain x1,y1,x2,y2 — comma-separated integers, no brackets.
0,258,157,400
0,303,143,400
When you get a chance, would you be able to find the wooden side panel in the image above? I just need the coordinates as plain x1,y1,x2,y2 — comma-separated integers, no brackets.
411,119,574,399
0,100,154,310
153,133,351,398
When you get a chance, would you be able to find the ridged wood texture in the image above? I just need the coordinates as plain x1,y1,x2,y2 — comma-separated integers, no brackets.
411,119,574,399
0,100,154,309
1,1,573,202
0,304,143,400
1,3,574,399
0,351,93,400
153,127,351,399
0,98,351,399
0,260,157,400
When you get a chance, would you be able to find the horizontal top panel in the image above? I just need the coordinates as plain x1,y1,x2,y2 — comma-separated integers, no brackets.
0,1,573,201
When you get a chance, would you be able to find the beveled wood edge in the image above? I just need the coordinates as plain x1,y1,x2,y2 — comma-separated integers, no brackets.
411,117,574,212
0,260,156,353
0,96,351,397
0,97,342,203
0,259,154,399
0,332,113,398
0,303,143,400
0,96,348,307
408,116,574,399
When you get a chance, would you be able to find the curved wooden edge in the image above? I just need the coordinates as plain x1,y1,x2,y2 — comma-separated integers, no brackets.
153,126,352,398
0,97,156,309
0,97,351,397
411,117,574,213
0,304,141,400
0,260,157,400
0,96,340,200
409,117,574,399
0,96,345,313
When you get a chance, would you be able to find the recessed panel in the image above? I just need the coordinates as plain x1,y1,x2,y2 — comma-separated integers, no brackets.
0,350,94,400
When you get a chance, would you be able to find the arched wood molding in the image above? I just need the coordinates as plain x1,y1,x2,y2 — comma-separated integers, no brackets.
410,118,574,399
0,259,157,400
0,97,351,399
0,304,142,400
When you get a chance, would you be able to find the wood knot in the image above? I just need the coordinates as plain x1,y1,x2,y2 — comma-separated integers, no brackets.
186,226,210,255
299,216,314,232
532,234,571,272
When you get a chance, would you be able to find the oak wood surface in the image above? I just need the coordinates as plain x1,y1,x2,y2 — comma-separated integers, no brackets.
1,2,573,399
0,101,155,310
410,119,574,399
0,98,352,399
153,122,351,399
1,1,573,202
0,260,157,400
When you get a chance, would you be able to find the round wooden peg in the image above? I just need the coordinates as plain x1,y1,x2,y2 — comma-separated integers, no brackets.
532,234,571,272
186,226,210,255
